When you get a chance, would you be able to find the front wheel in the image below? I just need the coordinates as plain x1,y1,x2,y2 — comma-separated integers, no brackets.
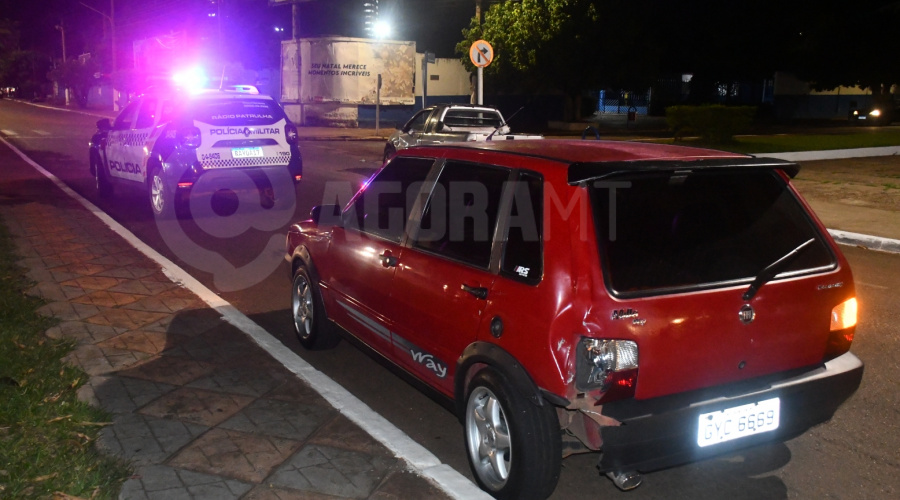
291,266,339,350
93,154,113,198
464,367,561,500
382,143,397,164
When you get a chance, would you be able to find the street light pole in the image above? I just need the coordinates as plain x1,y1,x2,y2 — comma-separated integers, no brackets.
79,1,118,110
111,0,117,110
55,21,69,105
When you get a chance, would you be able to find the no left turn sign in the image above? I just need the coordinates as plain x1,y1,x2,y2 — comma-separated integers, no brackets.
470,40,494,68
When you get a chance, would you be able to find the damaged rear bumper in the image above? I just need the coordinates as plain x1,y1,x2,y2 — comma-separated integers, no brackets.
598,351,863,473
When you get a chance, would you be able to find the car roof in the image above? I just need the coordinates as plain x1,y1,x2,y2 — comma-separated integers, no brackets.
432,103,500,111
405,140,799,183
422,139,748,163
137,87,273,101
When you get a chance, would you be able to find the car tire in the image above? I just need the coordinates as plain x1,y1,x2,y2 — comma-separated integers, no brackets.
147,164,173,219
383,143,396,164
292,266,340,350
93,153,113,198
464,367,561,500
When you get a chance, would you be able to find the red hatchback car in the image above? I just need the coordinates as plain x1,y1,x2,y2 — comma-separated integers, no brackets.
285,140,862,499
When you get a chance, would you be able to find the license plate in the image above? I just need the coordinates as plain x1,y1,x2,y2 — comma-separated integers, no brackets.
697,397,780,447
232,147,263,158
858,116,867,120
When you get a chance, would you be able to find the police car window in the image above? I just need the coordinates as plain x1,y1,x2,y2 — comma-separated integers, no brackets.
112,102,139,130
413,161,509,269
188,98,285,126
157,100,177,123
135,98,158,129
500,171,543,283
345,157,435,242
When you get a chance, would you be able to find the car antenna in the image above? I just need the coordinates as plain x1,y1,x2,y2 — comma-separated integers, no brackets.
218,66,226,91
487,106,524,141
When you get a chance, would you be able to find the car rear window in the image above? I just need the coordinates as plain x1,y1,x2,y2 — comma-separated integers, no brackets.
186,98,286,126
441,109,503,128
591,169,835,296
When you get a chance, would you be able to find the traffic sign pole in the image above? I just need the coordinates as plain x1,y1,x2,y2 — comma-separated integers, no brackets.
469,40,493,106
478,67,483,105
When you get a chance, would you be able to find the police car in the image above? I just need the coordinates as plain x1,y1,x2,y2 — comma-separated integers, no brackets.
89,87,302,216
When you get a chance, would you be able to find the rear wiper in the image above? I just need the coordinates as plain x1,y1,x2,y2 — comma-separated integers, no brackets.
742,238,815,301
486,106,524,141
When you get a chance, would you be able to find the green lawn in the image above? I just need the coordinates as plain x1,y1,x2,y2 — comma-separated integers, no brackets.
0,223,130,499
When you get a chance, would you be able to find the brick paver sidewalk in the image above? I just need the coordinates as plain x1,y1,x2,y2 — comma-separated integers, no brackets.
0,158,449,499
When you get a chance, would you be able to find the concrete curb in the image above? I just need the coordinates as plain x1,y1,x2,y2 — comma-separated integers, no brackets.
763,146,900,162
828,229,900,254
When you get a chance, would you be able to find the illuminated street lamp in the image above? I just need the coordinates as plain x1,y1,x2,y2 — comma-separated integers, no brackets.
372,19,392,39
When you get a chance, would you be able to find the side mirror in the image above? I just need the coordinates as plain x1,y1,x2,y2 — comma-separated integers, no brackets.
96,118,112,131
435,121,444,132
310,204,343,227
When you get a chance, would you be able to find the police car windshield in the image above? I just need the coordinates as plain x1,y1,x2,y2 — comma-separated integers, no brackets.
185,98,285,126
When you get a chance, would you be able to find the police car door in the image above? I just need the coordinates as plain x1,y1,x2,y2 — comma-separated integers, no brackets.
104,101,139,182
125,96,160,183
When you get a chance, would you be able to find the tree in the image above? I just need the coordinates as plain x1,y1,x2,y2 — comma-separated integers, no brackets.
457,0,666,120
47,58,100,107
789,0,900,101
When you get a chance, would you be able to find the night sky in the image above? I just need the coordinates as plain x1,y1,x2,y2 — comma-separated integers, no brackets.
0,0,479,64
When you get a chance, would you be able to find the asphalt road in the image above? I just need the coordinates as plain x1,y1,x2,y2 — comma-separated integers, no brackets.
1,100,897,499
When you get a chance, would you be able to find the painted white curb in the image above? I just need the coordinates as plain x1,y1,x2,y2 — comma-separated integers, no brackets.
828,229,900,254
763,145,900,162
0,135,490,500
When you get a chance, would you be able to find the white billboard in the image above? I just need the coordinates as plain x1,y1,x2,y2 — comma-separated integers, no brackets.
297,37,415,105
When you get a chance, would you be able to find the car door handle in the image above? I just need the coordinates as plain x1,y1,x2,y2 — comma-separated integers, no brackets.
461,283,488,300
379,251,398,268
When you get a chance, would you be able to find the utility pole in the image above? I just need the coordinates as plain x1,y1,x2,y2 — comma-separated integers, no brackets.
292,2,301,39
55,20,69,105
80,1,117,109
111,0,118,110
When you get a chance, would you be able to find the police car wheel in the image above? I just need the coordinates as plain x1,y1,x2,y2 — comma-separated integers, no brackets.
148,168,171,218
94,155,113,198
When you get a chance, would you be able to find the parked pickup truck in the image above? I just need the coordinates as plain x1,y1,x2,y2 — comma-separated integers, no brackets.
383,103,542,162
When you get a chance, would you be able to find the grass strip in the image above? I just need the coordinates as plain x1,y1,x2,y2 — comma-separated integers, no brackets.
658,128,900,154
0,221,130,499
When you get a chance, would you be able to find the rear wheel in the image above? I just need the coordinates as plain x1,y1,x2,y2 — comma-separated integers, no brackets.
292,266,339,350
464,367,561,500
147,165,172,218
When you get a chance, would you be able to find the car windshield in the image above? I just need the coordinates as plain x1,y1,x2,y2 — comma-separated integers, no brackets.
591,169,835,297
184,98,286,126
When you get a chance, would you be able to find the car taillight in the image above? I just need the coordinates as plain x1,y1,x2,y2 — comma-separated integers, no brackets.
285,122,299,145
825,297,858,360
178,126,202,148
576,338,638,402
830,297,857,331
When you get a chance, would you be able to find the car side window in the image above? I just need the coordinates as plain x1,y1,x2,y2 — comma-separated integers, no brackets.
134,98,159,129
404,110,430,133
500,171,543,283
413,161,509,269
112,102,139,130
345,157,435,242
